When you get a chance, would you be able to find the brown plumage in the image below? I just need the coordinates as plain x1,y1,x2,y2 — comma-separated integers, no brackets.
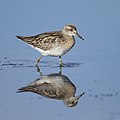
16,31,67,51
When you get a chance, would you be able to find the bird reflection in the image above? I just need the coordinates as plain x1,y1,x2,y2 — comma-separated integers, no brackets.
17,69,85,107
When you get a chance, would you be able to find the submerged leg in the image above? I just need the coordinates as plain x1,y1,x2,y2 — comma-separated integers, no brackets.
36,55,42,65
35,65,43,76
59,65,62,74
59,56,63,67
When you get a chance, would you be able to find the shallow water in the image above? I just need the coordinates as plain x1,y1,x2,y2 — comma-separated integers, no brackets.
0,0,120,120
0,57,120,120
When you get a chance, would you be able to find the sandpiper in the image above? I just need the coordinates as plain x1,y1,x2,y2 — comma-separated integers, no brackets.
16,24,84,66
17,73,85,107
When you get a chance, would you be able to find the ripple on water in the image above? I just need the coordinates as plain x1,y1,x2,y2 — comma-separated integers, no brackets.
0,58,85,69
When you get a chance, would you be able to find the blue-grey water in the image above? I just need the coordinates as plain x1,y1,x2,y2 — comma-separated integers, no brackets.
0,0,120,120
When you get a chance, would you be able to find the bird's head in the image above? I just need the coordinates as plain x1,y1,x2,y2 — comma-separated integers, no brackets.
63,92,85,107
62,24,84,40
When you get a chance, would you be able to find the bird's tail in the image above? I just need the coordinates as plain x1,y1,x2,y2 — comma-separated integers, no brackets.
16,36,25,40
16,35,35,44
17,86,35,93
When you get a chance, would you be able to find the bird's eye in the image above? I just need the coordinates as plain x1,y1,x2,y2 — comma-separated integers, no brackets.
70,29,73,31
71,101,75,104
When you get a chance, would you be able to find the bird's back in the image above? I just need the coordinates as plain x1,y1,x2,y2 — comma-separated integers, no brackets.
16,31,66,50
18,82,67,100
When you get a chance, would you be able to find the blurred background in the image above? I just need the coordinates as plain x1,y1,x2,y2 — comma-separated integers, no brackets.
0,0,120,120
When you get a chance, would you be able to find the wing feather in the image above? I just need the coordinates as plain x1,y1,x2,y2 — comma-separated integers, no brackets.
16,31,66,51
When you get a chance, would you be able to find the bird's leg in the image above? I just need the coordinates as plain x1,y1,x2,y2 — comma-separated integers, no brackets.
59,56,63,67
36,55,42,65
35,65,43,76
59,65,62,74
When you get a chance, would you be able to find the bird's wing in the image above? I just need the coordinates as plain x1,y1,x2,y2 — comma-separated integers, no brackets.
16,31,66,51
17,82,64,99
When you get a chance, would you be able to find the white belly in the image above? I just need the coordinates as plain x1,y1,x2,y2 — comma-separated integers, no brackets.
34,46,65,56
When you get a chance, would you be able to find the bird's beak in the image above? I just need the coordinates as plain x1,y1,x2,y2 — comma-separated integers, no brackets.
76,33,84,41
77,92,85,99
